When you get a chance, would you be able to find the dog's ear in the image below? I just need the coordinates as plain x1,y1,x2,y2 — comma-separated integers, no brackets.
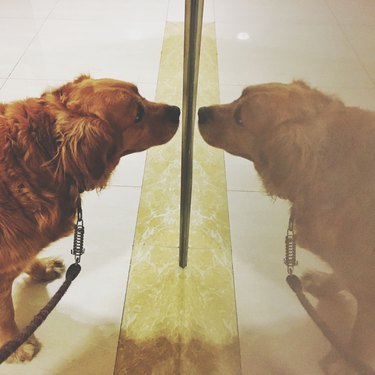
292,80,310,89
281,82,338,127
73,74,91,84
56,116,115,191
51,74,91,107
52,83,72,107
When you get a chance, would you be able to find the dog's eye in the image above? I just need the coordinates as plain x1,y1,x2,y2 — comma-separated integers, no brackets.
135,105,144,123
234,108,243,126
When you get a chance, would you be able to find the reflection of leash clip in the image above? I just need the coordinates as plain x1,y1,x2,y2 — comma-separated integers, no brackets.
284,216,298,275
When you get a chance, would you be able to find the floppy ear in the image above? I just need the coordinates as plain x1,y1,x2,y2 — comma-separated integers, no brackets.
56,116,115,191
256,115,323,200
73,74,91,83
51,74,91,107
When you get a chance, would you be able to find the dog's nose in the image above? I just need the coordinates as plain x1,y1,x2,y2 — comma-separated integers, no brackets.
168,106,180,124
198,106,211,124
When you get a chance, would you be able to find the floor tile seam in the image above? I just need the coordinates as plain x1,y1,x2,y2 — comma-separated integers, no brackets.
4,0,63,84
219,83,375,90
0,16,46,20
324,0,375,87
227,189,267,194
45,16,166,25
2,77,64,82
112,253,134,375
108,184,143,189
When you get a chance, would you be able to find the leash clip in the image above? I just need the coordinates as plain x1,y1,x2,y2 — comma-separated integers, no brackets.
71,198,85,264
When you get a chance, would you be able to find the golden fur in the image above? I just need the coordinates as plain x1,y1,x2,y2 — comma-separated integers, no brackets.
198,81,375,374
0,75,179,362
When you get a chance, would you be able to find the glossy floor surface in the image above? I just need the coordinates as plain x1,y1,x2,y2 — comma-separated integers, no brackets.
0,0,375,374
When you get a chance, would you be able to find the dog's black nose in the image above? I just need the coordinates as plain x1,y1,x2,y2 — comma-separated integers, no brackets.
198,106,211,124
168,106,180,124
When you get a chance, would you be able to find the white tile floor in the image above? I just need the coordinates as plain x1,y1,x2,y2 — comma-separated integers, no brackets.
0,0,374,374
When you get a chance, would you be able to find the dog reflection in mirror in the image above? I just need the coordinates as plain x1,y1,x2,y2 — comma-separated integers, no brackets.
0,75,179,362
199,81,375,374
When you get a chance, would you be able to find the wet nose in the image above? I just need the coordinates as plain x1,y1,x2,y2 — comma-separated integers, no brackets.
168,106,180,124
198,106,211,124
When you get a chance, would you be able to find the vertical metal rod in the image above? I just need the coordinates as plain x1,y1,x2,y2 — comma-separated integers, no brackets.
179,0,204,268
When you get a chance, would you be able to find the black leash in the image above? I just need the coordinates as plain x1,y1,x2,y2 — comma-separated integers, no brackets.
284,215,375,375
0,198,85,364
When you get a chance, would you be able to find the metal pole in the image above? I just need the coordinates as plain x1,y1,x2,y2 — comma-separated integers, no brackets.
179,0,204,268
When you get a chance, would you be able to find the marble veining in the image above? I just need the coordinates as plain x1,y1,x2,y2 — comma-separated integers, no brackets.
115,23,240,375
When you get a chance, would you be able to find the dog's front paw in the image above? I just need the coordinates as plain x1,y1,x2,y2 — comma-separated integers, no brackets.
26,257,65,282
5,335,41,363
301,271,343,298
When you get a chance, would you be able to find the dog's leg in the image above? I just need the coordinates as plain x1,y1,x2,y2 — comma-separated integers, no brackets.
0,274,40,362
347,300,375,371
320,349,357,375
301,271,345,298
315,295,375,375
320,300,375,375
301,271,361,374
25,257,65,282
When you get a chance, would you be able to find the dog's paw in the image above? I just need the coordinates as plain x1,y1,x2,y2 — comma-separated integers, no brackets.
26,257,65,282
301,271,328,297
300,271,343,298
5,335,41,363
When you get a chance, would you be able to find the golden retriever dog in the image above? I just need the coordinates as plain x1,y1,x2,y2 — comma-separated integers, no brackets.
0,75,180,362
198,81,375,374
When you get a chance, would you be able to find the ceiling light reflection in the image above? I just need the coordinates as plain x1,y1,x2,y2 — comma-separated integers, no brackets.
237,32,250,41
